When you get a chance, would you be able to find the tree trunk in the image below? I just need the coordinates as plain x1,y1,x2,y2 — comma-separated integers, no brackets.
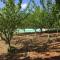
40,28,42,35
48,28,50,40
40,28,42,33
8,39,11,52
35,29,36,36
34,29,37,40
24,29,26,37
7,34,12,53
57,28,58,37
24,29,25,33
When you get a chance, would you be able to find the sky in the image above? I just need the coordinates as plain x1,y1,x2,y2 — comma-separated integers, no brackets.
0,0,40,9
0,0,55,9
0,0,29,9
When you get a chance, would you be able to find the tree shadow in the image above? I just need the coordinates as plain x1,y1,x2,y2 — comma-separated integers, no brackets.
0,53,30,60
0,53,60,60
0,54,7,60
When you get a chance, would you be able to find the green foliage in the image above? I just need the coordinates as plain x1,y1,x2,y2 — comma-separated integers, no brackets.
0,0,23,42
51,1,60,29
0,0,60,53
24,7,47,29
0,0,30,52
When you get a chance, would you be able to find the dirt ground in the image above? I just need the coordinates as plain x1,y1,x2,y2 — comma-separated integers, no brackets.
0,32,60,60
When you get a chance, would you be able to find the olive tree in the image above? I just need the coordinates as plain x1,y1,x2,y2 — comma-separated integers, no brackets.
52,0,60,36
0,0,28,51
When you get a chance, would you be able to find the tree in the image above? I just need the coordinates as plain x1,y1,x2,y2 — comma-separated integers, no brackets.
51,0,60,36
55,0,60,9
0,0,28,52
32,7,44,33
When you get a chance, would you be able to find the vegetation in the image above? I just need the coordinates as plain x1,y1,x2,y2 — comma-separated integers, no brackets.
0,0,60,59
0,0,28,52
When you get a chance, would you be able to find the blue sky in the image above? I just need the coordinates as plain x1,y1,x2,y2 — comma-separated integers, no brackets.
0,2,5,8
0,0,29,8
0,0,55,9
0,0,40,9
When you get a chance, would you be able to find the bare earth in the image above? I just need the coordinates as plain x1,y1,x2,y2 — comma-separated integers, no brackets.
0,33,60,60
